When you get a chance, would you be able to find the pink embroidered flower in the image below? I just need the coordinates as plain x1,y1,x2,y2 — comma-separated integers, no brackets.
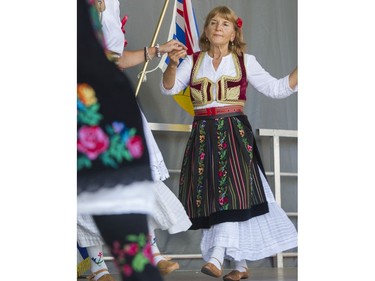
219,198,224,205
222,142,227,149
219,197,229,206
236,17,243,28
200,152,205,160
247,145,253,152
218,171,224,177
124,243,139,256
142,243,153,261
122,264,133,277
126,135,144,159
77,126,109,160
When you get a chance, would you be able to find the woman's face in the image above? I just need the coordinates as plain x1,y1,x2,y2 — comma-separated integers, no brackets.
205,14,235,48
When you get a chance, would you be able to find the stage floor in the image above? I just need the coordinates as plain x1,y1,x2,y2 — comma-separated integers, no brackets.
79,267,297,281
165,268,297,281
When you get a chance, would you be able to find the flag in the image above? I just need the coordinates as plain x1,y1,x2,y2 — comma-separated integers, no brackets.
158,0,200,116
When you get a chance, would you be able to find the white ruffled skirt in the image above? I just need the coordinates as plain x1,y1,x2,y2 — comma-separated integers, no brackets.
142,111,191,233
200,167,297,261
148,180,192,234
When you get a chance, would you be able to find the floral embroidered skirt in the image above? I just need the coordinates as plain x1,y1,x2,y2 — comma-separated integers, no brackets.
179,113,269,230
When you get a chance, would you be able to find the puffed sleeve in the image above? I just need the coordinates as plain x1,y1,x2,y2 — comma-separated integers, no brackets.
245,54,297,99
160,55,193,95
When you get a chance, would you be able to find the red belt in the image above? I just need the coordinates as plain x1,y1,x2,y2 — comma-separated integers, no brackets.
194,105,243,116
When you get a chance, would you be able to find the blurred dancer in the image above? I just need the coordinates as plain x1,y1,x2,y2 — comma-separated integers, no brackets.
78,0,161,280
77,0,190,279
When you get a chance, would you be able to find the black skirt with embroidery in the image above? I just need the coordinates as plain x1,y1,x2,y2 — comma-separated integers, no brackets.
77,0,152,194
179,113,269,230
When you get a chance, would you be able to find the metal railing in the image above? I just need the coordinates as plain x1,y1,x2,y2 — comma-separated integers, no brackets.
257,128,298,268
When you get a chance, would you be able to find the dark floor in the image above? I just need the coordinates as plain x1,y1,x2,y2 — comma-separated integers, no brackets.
78,267,297,281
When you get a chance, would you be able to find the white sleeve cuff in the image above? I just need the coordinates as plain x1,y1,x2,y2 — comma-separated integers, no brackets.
159,79,179,95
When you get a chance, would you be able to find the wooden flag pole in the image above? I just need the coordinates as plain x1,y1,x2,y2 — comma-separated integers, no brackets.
135,0,170,97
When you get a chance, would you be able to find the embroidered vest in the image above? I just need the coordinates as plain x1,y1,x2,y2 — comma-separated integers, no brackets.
189,51,248,107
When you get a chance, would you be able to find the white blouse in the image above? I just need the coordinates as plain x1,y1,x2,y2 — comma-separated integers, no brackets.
160,52,297,109
101,0,125,55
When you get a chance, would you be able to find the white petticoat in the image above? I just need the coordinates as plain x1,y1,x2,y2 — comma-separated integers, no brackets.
201,167,298,261
77,214,104,247
141,111,169,182
142,111,191,233
148,180,192,234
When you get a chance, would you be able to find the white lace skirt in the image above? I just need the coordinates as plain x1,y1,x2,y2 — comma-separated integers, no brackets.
77,214,104,247
141,111,170,182
148,181,192,234
142,111,191,233
200,167,298,261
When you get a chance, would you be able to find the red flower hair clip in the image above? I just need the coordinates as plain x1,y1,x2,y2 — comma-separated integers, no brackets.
236,17,243,28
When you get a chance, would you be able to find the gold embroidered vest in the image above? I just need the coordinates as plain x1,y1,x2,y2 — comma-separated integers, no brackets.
189,52,248,107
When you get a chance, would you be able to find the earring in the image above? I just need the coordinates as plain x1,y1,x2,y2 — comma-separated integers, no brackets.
231,41,234,46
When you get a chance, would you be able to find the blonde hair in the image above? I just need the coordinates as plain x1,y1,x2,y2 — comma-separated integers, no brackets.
199,6,246,56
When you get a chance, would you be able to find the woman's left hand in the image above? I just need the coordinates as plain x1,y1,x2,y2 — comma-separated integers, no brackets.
167,49,187,66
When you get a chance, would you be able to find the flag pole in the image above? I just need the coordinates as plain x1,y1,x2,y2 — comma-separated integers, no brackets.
135,0,170,97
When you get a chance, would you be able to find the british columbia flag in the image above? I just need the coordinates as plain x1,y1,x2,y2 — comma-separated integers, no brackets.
157,0,200,115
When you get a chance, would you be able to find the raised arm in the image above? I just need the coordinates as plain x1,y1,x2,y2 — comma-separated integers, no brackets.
162,49,188,89
118,49,145,69
117,39,187,69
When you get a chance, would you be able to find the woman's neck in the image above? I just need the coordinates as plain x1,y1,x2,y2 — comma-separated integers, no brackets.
208,45,229,60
